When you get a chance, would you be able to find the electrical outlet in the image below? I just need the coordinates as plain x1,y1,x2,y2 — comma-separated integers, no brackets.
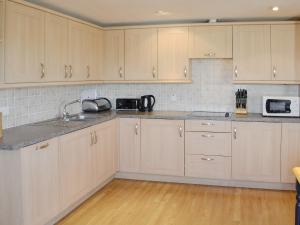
171,94,177,102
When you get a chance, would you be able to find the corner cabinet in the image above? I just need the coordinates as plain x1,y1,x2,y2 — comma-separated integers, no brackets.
158,27,190,81
5,1,45,83
140,119,185,176
232,122,281,182
125,28,158,81
189,25,233,58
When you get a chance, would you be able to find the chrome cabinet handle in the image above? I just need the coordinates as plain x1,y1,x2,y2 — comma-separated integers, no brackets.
36,143,49,150
179,126,183,137
152,66,156,78
201,134,214,138
201,122,214,126
204,52,216,57
273,66,277,78
87,65,90,78
233,128,237,139
201,157,214,161
234,66,238,78
90,132,94,146
135,124,138,135
119,67,123,78
64,65,68,78
94,131,98,144
41,63,45,79
184,66,187,78
69,65,73,78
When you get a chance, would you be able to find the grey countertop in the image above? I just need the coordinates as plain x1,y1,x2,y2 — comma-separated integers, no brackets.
1,110,300,151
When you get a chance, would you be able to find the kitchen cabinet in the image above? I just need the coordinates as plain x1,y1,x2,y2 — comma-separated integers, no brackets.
45,13,69,81
119,118,141,173
5,1,45,83
0,139,60,225
125,28,158,81
232,122,281,182
0,0,4,82
271,24,300,82
59,128,92,210
103,30,125,81
185,120,232,180
233,25,271,81
158,27,189,81
91,119,117,188
189,25,232,58
68,20,90,81
281,123,300,183
86,26,103,81
141,119,184,176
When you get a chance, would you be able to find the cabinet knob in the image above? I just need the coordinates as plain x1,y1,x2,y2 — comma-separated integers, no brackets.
36,143,49,150
152,66,156,78
40,63,46,79
64,65,68,78
87,65,90,78
273,66,277,78
201,157,214,161
94,131,98,144
233,128,237,139
69,65,73,78
90,132,94,146
184,66,187,78
135,124,139,135
234,66,238,78
179,126,183,137
119,67,123,78
201,122,214,126
201,134,214,138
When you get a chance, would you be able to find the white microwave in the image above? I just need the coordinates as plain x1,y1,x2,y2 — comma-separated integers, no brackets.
263,96,300,117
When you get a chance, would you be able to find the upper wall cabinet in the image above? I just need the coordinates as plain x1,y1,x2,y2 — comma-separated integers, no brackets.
125,28,158,81
158,27,190,81
189,25,232,59
5,1,45,83
233,25,271,82
45,13,69,82
102,30,125,81
271,24,300,82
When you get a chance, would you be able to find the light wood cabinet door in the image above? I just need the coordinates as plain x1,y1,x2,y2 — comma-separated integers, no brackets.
45,13,69,82
5,1,45,83
68,20,89,81
59,128,92,210
189,25,232,58
232,122,281,182
91,119,117,187
233,25,271,81
103,30,125,81
86,26,102,81
271,24,300,82
21,139,59,225
125,28,158,81
158,27,189,81
141,119,184,176
119,118,141,173
281,123,300,183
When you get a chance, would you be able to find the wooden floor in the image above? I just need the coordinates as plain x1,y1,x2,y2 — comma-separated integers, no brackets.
57,179,295,225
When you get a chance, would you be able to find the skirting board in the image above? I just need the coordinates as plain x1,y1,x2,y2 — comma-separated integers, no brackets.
115,172,296,191
47,175,114,225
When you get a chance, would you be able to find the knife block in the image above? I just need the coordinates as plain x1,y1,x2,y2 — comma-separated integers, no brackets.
235,108,248,115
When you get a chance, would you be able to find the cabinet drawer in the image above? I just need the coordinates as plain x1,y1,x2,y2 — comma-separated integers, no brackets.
185,132,231,156
185,120,231,132
185,155,231,179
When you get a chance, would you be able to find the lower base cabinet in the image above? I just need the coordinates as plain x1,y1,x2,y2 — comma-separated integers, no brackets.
0,138,60,225
232,122,281,183
281,123,300,183
140,119,185,176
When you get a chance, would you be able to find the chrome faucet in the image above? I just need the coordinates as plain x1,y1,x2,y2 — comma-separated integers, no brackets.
62,99,81,121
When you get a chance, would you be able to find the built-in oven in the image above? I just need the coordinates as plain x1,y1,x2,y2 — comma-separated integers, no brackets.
263,96,300,117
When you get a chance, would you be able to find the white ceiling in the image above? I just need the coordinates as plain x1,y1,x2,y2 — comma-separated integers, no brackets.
26,0,300,26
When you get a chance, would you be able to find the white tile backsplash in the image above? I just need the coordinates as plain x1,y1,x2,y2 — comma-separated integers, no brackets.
0,59,298,129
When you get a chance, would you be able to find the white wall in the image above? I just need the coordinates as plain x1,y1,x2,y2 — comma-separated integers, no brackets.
0,59,298,129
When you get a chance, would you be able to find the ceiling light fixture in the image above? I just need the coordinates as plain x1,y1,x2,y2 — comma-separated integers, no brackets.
155,10,171,16
272,6,279,12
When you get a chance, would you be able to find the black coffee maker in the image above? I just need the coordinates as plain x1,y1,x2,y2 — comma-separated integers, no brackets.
139,95,156,112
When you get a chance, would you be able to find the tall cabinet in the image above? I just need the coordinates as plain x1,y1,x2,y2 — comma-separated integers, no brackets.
5,1,45,83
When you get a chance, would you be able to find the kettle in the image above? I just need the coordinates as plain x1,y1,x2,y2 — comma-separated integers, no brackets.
139,95,155,112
